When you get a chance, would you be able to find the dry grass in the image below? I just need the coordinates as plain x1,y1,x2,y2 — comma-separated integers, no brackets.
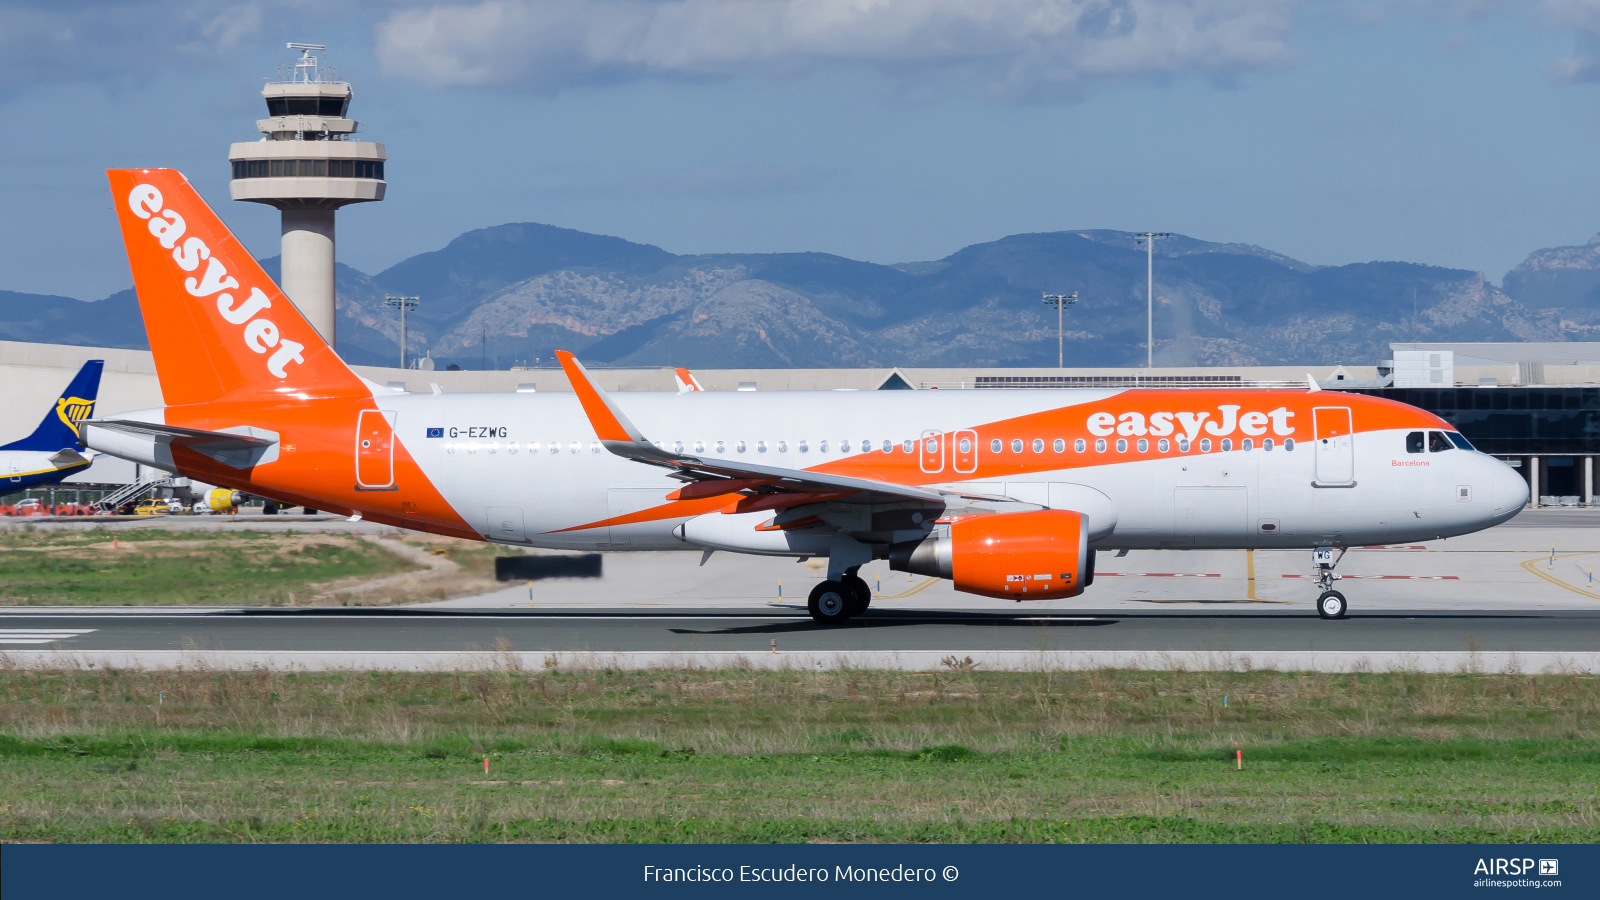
0,526,524,606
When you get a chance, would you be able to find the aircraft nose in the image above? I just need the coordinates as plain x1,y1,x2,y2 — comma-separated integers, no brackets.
1490,458,1530,516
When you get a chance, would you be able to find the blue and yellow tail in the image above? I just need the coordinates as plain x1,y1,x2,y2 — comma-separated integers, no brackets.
2,360,103,451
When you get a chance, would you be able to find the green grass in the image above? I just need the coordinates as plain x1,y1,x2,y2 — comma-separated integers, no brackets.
0,527,418,605
0,667,1596,843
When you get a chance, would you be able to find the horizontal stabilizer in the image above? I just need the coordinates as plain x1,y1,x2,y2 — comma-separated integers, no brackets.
84,420,280,470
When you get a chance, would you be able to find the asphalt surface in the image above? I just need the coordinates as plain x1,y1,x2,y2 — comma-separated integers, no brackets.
2,608,1595,654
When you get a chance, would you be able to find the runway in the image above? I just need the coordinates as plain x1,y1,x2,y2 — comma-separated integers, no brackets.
2,607,1596,673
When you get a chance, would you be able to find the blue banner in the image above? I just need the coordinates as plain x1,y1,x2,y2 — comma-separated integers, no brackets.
2,844,1593,899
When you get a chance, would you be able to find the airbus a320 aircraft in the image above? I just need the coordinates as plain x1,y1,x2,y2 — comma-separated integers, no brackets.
86,169,1529,622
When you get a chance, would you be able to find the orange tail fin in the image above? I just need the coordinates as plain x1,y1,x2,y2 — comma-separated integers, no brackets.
107,168,367,406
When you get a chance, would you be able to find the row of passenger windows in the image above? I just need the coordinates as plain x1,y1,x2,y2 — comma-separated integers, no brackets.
232,159,384,180
265,96,349,117
442,436,1296,456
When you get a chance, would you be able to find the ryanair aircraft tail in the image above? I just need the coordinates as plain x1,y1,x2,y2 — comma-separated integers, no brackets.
2,359,103,452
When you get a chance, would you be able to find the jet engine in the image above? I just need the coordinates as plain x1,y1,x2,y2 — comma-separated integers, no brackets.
888,509,1094,600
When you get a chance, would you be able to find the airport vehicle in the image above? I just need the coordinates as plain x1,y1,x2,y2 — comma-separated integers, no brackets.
2,359,104,495
133,500,172,516
86,169,1529,622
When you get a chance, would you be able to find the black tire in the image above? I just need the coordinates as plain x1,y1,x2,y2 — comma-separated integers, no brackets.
808,581,853,624
841,574,871,617
1317,590,1348,619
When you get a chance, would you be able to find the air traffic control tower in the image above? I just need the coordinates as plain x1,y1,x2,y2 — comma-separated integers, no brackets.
228,43,385,346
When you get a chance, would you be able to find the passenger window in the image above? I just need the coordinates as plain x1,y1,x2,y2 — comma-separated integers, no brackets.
1221,439,1233,452
991,439,1002,453
1406,431,1424,453
1136,438,1148,452
1011,439,1023,453
1178,439,1190,452
1032,439,1044,453
1242,439,1253,451
1074,439,1086,453
1285,439,1295,451
1054,439,1065,453
1116,439,1128,453
1264,439,1274,451
1200,439,1212,452
1428,431,1451,453
1095,439,1106,453
1158,439,1169,452
959,438,972,454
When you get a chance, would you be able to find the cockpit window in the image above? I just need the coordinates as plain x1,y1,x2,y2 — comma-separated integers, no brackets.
1428,431,1452,452
1445,432,1475,451
1405,431,1424,454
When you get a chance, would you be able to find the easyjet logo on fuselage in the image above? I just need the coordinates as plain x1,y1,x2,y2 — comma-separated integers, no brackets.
126,184,305,380
1086,405,1296,441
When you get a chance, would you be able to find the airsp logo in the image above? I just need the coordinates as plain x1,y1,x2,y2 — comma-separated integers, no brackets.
1473,858,1549,876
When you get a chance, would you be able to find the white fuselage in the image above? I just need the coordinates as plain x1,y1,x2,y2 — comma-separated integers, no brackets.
376,388,1526,552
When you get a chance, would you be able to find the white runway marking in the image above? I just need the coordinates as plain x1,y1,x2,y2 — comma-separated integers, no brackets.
0,629,97,644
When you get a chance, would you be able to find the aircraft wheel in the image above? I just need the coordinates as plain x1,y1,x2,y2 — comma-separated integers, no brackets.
808,581,854,624
841,574,871,617
1317,590,1348,620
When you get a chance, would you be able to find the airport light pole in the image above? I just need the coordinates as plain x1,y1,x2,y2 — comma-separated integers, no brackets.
1133,232,1170,368
1041,292,1078,368
384,295,420,369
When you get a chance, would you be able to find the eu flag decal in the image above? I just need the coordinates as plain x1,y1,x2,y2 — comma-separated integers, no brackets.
426,428,444,438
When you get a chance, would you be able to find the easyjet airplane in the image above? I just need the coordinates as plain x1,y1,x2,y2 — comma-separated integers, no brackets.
85,169,1529,622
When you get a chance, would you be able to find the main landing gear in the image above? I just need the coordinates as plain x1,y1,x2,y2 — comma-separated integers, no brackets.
1313,546,1348,620
807,568,872,624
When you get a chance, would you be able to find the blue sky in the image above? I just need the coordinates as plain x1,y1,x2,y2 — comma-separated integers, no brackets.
3,1,1600,300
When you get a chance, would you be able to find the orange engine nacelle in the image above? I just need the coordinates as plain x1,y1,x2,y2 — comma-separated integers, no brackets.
888,509,1094,600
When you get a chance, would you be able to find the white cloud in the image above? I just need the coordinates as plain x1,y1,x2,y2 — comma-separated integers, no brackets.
374,0,1306,100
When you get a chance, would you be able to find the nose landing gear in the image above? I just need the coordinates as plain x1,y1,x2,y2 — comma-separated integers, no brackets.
1313,546,1348,619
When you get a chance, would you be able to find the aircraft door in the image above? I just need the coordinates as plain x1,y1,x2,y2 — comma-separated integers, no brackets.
356,409,397,489
8,458,19,483
920,430,945,474
1313,407,1355,485
953,429,978,474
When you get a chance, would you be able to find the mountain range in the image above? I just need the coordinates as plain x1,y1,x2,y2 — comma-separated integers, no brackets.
6,226,1600,370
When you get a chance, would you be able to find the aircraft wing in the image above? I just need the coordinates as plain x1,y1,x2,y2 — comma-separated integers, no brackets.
557,351,944,507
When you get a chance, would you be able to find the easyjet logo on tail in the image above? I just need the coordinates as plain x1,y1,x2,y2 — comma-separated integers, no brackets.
1087,405,1296,441
126,184,305,379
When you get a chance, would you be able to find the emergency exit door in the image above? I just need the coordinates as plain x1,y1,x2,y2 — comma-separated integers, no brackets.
356,410,396,489
1313,406,1354,485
